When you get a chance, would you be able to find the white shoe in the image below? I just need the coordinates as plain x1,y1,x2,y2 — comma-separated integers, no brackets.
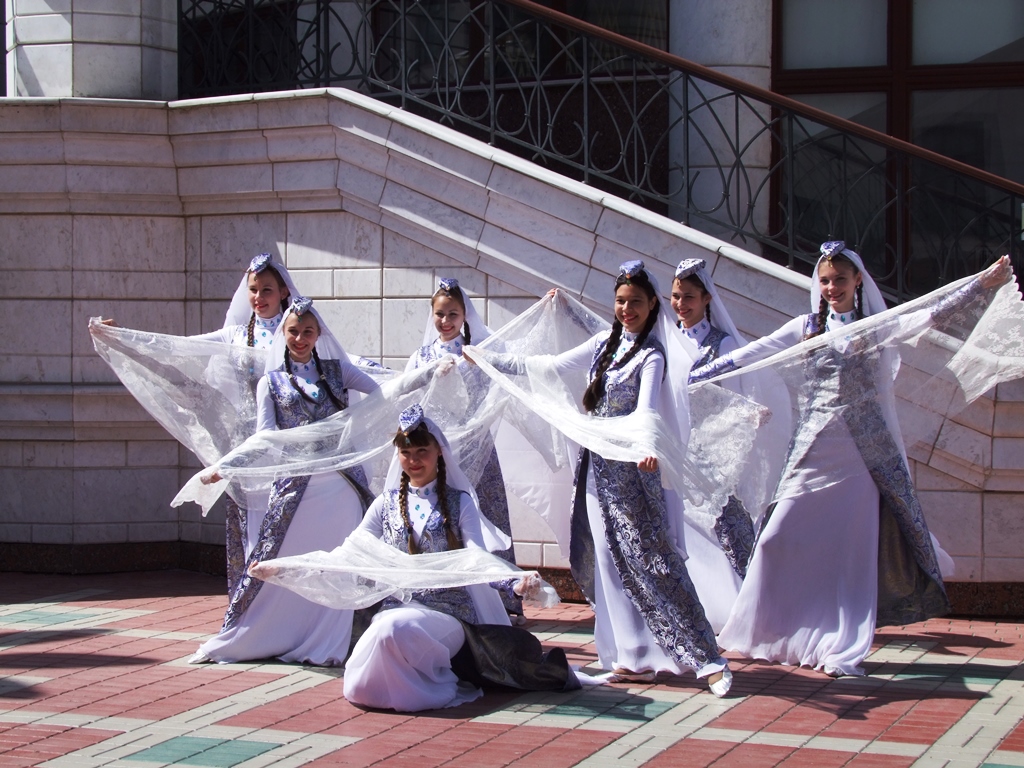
708,667,733,698
824,665,844,678
188,649,211,664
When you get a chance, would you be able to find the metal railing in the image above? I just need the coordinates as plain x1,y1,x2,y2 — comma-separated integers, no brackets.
179,0,1024,301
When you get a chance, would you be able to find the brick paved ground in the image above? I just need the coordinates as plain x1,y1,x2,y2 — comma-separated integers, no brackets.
1,570,1022,767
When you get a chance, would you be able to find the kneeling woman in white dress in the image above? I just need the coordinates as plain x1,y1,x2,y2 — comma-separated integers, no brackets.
342,405,580,711
193,296,380,666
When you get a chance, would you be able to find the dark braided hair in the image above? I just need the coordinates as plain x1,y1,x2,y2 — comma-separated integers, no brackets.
582,270,660,412
432,284,471,345
393,423,463,554
283,315,345,410
246,265,290,347
805,252,862,340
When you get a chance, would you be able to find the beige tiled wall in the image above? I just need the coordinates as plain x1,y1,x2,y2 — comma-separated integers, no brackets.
1,89,1021,577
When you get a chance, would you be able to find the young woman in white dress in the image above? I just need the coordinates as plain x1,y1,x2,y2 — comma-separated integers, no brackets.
690,242,1011,676
405,277,523,619
191,296,380,666
342,405,577,711
468,261,732,695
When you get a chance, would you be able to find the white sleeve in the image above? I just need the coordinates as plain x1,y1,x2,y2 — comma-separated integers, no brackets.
717,334,740,358
190,327,236,344
550,334,604,377
339,357,380,394
729,316,806,368
354,496,386,538
636,349,665,411
457,492,487,551
255,377,278,432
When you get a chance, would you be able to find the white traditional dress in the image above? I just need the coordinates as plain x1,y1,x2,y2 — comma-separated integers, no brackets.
195,298,379,666
690,244,1004,675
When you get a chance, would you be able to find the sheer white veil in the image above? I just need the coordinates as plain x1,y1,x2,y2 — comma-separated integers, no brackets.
223,252,300,329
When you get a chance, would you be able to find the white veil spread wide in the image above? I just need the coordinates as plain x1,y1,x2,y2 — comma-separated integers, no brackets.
248,406,557,614
689,263,1024,513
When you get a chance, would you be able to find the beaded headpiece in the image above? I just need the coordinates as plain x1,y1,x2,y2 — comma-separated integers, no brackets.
437,277,460,292
248,252,274,274
398,404,425,435
619,260,645,279
289,296,313,316
674,258,707,280
820,241,846,264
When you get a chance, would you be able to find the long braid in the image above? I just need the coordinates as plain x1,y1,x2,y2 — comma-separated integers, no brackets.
706,302,713,325
435,455,463,552
805,296,830,340
856,282,864,319
246,312,256,347
582,320,623,412
398,472,418,554
284,347,318,404
311,348,345,411
462,319,472,346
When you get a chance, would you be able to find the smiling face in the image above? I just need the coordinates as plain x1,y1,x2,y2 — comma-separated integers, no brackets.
283,313,320,364
817,259,863,315
398,441,442,486
670,277,711,328
614,283,658,334
432,295,466,342
247,270,289,319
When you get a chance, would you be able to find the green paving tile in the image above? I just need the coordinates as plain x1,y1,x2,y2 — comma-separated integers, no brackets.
0,609,101,626
532,698,674,721
128,736,281,767
891,663,1011,686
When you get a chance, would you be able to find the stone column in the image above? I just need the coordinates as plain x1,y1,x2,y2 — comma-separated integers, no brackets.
6,0,176,99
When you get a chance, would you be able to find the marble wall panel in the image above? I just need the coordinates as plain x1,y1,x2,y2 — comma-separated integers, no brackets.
32,524,73,544
983,557,1024,581
73,440,126,468
140,46,175,101
11,43,73,97
919,490,981,556
997,378,1024,402
172,132,269,167
0,102,62,132
286,211,382,269
256,90,330,128
0,524,32,543
327,95,394,148
378,212,478,269
478,223,589,294
2,213,72,270
73,523,128,543
72,43,140,99
140,17,175,49
60,101,167,134
994,401,1024,437
0,467,73,523
273,159,338,193
484,193,596,266
126,440,178,466
64,133,173,166
67,164,177,197
13,12,70,44
381,228,466,271
317,298,381,358
168,98,261,136
73,467,179,524
73,271,185,301
16,0,73,14
385,152,489,220
72,12,140,44
982,493,1024,558
379,181,484,252
0,133,66,164
333,268,381,299
487,164,603,230
23,441,73,468
178,164,273,197
72,215,183,271
993,438,1024,471
0,298,72,358
386,120,494,186
128,522,178,542
0,163,67,194
265,125,337,161
382,296,425,359
74,0,141,15
199,213,286,272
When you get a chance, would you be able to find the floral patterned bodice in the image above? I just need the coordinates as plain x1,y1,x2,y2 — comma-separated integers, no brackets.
588,332,666,418
265,359,349,428
378,486,479,624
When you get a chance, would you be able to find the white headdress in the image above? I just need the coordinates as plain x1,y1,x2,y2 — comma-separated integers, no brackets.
812,241,887,317
264,295,349,374
223,252,300,329
674,258,745,343
419,277,492,348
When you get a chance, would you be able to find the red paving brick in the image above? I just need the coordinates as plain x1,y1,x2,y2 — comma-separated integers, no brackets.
1,572,1024,767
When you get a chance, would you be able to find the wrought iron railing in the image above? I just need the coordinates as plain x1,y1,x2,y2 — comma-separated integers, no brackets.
179,0,1024,302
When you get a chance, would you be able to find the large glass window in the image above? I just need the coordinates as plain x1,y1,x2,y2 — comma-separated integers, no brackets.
912,0,1024,65
781,0,887,69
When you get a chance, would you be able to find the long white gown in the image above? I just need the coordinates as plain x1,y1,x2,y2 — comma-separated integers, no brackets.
198,356,378,665
343,482,509,710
